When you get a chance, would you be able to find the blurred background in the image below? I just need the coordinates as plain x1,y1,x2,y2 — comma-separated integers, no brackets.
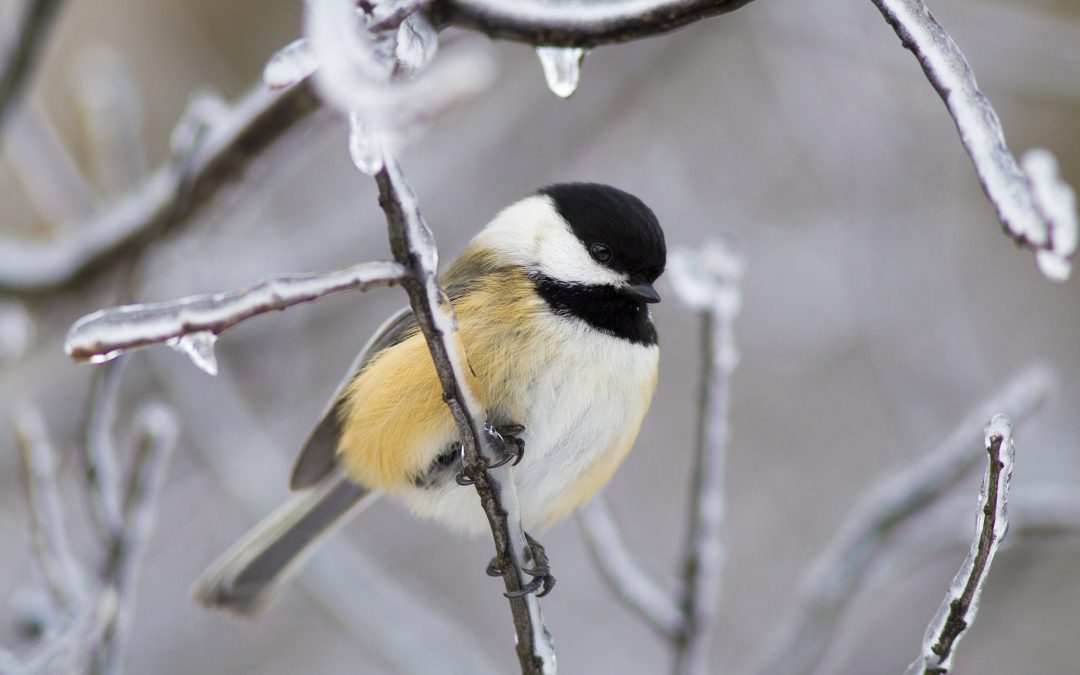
1,0,1078,673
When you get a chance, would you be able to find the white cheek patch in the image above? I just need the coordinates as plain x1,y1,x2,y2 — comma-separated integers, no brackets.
475,195,627,287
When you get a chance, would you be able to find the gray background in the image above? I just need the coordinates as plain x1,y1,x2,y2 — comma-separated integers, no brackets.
1,0,1079,673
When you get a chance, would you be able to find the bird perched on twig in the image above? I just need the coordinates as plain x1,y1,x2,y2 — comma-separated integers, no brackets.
193,183,667,616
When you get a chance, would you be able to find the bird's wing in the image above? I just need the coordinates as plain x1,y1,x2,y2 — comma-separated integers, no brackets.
289,306,419,489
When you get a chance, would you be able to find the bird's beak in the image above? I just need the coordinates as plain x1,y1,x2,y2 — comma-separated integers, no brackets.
626,281,661,304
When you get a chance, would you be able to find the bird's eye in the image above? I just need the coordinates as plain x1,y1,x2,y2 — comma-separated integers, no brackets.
589,243,612,263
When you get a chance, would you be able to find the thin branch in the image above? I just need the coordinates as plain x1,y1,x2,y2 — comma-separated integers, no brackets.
430,0,755,48
14,404,89,614
63,260,406,363
904,415,1015,675
672,242,742,675
578,497,684,638
869,0,1077,280
757,364,1053,675
0,0,64,129
0,81,320,293
83,359,127,540
375,156,555,674
93,403,179,675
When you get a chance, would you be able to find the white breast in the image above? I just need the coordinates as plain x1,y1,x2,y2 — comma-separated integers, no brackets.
397,313,659,535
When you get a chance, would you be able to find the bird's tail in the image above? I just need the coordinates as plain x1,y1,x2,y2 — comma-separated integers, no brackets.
192,471,377,617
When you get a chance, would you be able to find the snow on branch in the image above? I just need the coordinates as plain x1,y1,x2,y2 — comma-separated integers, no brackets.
375,156,556,674
870,0,1078,281
0,82,320,292
64,260,406,371
757,364,1051,675
430,0,755,48
903,415,1015,675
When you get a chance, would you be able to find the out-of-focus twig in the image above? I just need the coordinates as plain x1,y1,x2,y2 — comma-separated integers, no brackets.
579,497,683,638
757,365,1052,675
0,0,64,130
869,0,1078,280
84,359,127,540
0,82,320,292
14,404,89,614
64,260,407,364
430,0,755,48
903,415,1015,675
93,403,178,675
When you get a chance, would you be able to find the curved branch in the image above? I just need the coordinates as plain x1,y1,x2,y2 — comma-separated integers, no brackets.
0,82,320,293
430,0,755,48
870,0,1077,280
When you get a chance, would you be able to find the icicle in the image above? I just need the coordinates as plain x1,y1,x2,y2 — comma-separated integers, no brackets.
263,38,320,90
348,111,384,175
165,332,219,376
535,46,585,99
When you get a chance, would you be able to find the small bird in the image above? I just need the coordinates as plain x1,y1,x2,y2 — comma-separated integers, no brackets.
194,182,666,615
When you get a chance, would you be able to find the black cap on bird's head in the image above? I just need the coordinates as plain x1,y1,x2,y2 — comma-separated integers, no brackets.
539,183,666,303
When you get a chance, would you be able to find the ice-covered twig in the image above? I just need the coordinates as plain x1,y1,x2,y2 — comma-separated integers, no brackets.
668,242,743,675
430,0,754,48
0,82,320,292
869,0,1078,281
14,404,89,614
903,415,1015,675
93,403,179,675
64,260,406,364
84,359,127,540
0,0,63,129
375,157,556,674
757,364,1052,675
578,497,683,638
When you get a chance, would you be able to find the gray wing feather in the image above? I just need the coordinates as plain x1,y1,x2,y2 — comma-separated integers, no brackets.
289,307,418,489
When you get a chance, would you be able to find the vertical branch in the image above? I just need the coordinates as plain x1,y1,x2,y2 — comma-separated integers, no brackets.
0,0,64,129
14,404,89,615
904,415,1015,675
92,403,179,675
83,359,127,540
375,157,555,674
670,243,742,675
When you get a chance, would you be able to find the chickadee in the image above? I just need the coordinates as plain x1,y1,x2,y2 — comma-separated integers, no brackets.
194,182,666,616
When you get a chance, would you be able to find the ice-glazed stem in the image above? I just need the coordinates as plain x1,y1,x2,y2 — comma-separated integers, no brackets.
375,157,556,675
64,261,406,364
903,415,1015,675
431,0,754,48
758,365,1050,675
869,0,1077,280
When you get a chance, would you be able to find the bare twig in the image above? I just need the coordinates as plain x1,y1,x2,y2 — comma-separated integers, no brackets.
578,497,683,638
903,415,1015,675
430,0,755,48
757,365,1052,675
63,260,407,364
671,242,742,675
869,0,1078,280
0,0,64,129
93,403,179,675
375,157,555,674
14,404,89,614
0,82,320,292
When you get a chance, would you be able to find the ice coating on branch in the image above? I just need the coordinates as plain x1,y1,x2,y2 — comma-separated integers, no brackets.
667,239,744,314
263,38,320,90
348,112,385,175
395,13,438,75
904,414,1014,675
535,46,585,98
169,90,229,157
1022,148,1077,282
0,299,34,364
166,331,218,376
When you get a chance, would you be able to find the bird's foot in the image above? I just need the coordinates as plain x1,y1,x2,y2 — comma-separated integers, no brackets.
485,422,525,468
488,532,556,598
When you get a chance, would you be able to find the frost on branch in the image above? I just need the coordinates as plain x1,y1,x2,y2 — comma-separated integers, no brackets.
904,415,1015,675
64,261,406,369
